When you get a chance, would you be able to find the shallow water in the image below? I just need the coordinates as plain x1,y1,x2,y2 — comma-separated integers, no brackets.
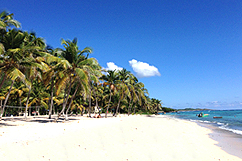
161,109,242,136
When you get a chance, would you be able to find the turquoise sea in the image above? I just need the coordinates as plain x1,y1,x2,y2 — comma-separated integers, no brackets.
161,109,242,136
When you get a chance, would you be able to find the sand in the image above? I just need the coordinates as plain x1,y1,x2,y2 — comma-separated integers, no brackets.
0,114,241,161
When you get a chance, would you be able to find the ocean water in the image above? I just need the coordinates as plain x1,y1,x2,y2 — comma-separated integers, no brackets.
161,109,242,136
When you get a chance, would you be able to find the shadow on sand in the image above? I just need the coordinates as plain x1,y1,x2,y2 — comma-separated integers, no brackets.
0,122,17,127
0,115,84,124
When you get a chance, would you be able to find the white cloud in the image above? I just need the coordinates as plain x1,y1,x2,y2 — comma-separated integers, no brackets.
104,62,123,71
129,59,161,78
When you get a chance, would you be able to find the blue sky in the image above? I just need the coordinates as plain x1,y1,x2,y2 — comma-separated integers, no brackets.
2,0,242,109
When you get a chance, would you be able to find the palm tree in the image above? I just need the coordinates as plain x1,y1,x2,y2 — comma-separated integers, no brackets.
0,30,29,91
86,62,102,117
126,74,138,115
130,80,148,114
114,69,131,117
92,83,104,115
0,30,34,120
23,79,49,116
0,11,20,31
42,47,62,119
8,79,27,114
100,70,119,118
54,38,100,121
21,32,50,120
0,83,7,116
0,11,20,42
151,98,162,114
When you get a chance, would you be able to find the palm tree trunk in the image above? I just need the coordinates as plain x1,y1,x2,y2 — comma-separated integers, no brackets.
0,74,7,90
37,107,40,116
55,78,72,122
28,106,31,116
114,97,122,117
88,92,91,117
128,96,133,116
95,95,98,108
0,100,2,115
156,105,159,115
25,86,32,120
0,80,14,120
105,87,112,118
81,108,84,116
48,78,54,119
65,84,79,120
95,92,99,115
19,97,22,116
53,104,55,115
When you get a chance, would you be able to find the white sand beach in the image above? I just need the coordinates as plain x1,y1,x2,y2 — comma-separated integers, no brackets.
0,115,241,161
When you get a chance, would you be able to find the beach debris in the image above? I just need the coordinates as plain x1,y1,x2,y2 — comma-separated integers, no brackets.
42,156,45,158
84,148,86,150
78,144,80,147
135,127,137,130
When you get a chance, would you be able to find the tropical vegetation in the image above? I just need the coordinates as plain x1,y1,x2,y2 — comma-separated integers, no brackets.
0,11,164,121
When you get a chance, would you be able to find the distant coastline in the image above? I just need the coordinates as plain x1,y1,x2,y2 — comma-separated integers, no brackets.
177,108,211,112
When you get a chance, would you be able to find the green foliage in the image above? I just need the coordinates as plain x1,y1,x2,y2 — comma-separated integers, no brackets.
162,107,176,112
0,11,165,118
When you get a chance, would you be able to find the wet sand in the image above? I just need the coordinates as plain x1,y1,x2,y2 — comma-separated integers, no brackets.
198,122,242,159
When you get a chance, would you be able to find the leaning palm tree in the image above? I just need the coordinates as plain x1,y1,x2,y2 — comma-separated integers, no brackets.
100,70,119,118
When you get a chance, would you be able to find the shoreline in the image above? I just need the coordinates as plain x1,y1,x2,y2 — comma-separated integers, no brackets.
165,114,242,159
165,115,242,160
197,121,242,159
0,114,242,160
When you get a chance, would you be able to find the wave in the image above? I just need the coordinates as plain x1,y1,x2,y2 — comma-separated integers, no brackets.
216,122,224,125
189,119,242,135
190,119,213,124
219,126,242,136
